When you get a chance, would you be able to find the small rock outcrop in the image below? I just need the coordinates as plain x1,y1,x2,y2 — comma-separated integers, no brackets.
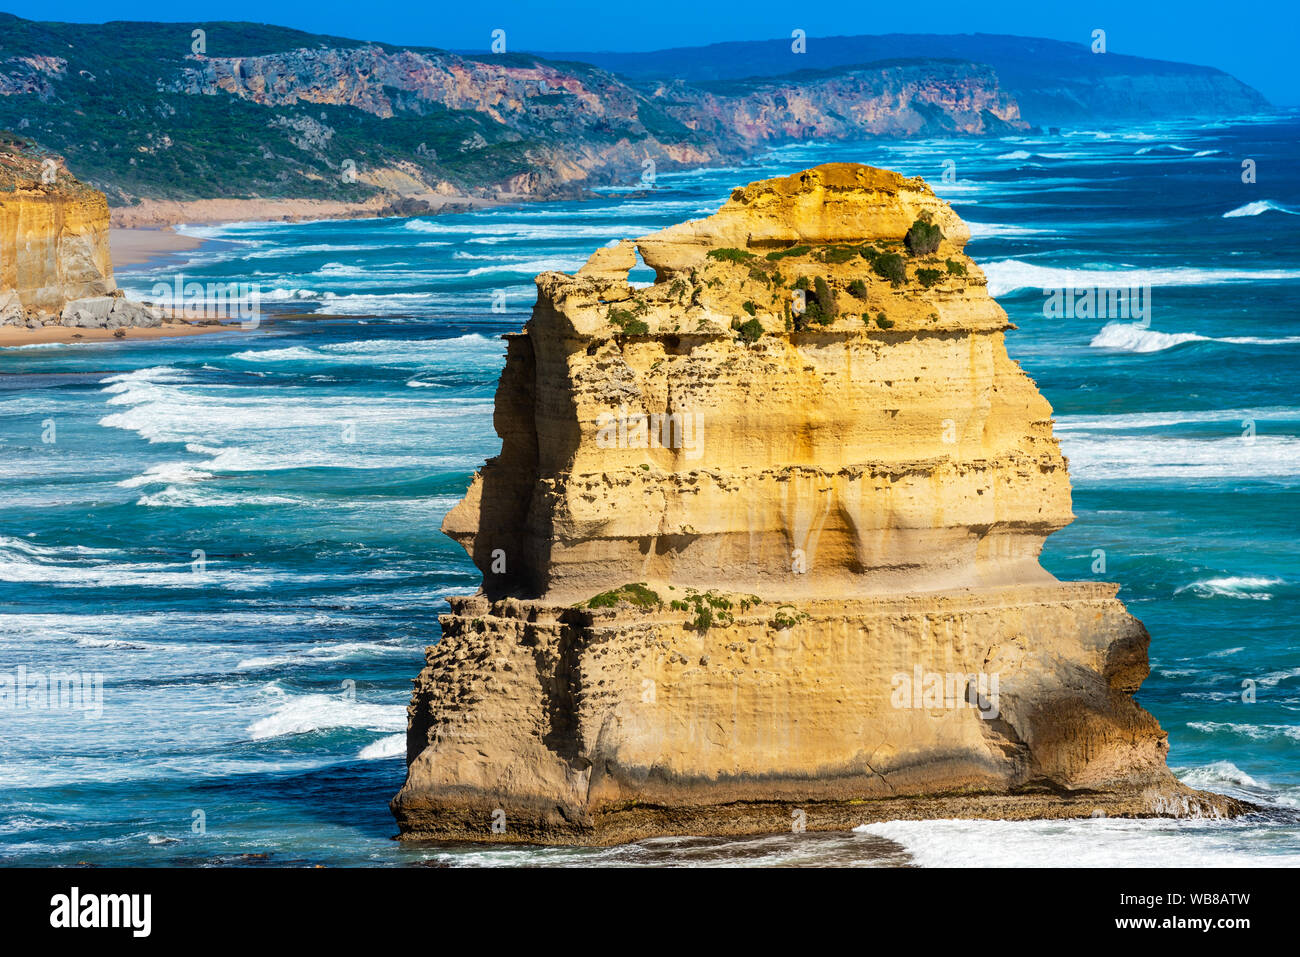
392,163,1247,845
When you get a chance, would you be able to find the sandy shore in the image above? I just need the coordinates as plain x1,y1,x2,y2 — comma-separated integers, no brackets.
109,192,506,229
109,227,204,266
0,319,246,348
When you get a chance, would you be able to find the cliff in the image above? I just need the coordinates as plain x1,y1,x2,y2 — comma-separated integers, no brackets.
2,17,1268,214
0,131,115,315
1,131,168,332
652,60,1023,143
0,16,1027,210
551,32,1272,123
392,164,1248,844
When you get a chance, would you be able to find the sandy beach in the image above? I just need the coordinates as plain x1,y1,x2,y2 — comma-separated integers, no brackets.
0,319,247,348
109,227,205,267
108,192,504,229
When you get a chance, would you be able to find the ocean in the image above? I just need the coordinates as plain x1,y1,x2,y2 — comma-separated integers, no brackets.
2,114,1297,867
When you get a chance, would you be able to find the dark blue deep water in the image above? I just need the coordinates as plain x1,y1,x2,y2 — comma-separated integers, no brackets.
2,114,1297,866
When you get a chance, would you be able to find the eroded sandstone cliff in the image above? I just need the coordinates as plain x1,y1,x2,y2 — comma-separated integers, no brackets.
0,131,115,315
393,163,1247,845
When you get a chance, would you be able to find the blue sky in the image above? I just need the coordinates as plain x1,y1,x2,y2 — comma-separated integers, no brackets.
5,1,1296,103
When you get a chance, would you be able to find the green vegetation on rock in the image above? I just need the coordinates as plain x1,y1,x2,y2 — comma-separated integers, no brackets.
584,582,662,610
706,247,754,263
870,251,907,286
736,317,764,342
904,217,943,256
765,245,811,261
915,267,943,288
669,589,760,632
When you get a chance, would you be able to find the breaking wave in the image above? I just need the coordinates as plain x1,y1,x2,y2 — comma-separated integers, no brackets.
1223,199,1300,218
984,259,1300,298
1088,322,1300,353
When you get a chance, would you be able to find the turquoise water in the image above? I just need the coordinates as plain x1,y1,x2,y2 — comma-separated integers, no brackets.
2,115,1298,866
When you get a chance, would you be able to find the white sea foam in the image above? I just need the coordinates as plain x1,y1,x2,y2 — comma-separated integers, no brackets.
1088,323,1204,352
0,534,214,588
1055,407,1300,430
1256,667,1300,688
1134,144,1196,155
985,259,1300,297
261,287,321,301
1175,576,1285,600
230,334,501,368
117,462,214,489
243,243,373,259
401,219,654,240
135,488,305,508
855,816,1300,867
462,257,585,277
312,291,441,315
98,362,494,495
1059,433,1300,480
1223,199,1299,218
0,533,369,590
1180,762,1264,788
1188,721,1300,742
1089,321,1300,353
235,640,412,671
0,341,79,351
964,221,1049,238
357,734,406,760
246,687,405,740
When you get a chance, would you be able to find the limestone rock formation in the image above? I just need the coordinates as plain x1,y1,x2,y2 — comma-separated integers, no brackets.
1,132,167,331
393,163,1247,845
59,294,163,330
0,132,115,316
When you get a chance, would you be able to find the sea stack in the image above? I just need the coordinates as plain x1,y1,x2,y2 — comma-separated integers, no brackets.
393,163,1245,844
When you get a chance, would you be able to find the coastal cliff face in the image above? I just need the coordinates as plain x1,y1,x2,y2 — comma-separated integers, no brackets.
393,164,1246,844
0,132,115,314
2,16,1268,216
654,62,1024,143
0,17,1031,211
167,47,1023,198
177,47,1024,146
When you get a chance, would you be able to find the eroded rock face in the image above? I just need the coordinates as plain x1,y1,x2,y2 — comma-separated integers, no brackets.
0,133,116,314
59,295,162,329
393,163,1246,844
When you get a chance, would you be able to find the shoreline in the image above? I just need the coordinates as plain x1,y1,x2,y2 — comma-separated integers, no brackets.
0,319,247,349
109,192,510,230
109,227,205,267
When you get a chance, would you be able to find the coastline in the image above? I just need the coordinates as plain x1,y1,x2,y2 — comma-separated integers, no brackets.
109,192,508,230
0,319,247,348
109,227,204,267
0,229,242,348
